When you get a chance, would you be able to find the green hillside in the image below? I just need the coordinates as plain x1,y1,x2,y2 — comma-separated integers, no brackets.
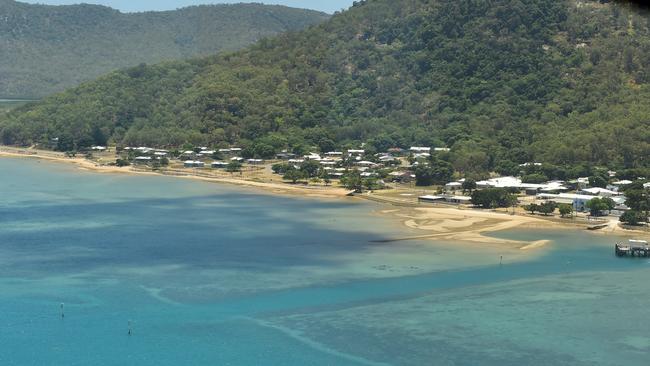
2,0,650,175
0,0,329,98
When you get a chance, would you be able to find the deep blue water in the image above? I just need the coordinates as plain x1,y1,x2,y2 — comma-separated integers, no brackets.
0,158,649,365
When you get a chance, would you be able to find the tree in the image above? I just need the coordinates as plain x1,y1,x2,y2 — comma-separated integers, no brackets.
341,171,363,192
521,173,548,184
116,158,130,167
558,204,573,218
319,170,332,186
414,158,453,186
283,168,306,184
538,201,557,216
588,175,608,188
300,160,321,178
462,179,477,194
620,210,647,226
523,203,540,214
272,162,292,175
160,157,169,166
471,188,516,209
586,197,615,216
226,161,242,174
623,184,650,217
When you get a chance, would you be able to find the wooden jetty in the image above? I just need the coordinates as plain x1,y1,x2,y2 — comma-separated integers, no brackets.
615,240,650,257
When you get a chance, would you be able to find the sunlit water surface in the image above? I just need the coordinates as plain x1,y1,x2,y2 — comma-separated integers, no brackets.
0,158,648,365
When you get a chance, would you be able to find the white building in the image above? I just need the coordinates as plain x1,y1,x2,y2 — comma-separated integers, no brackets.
134,156,152,164
410,147,431,153
445,182,463,191
347,149,365,155
579,187,622,197
184,160,204,168
537,193,596,212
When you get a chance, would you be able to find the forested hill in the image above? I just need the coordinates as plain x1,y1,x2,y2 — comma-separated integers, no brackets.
0,0,329,98
2,0,650,174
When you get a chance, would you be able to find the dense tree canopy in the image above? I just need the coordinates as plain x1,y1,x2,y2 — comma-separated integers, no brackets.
2,0,650,175
0,1,329,98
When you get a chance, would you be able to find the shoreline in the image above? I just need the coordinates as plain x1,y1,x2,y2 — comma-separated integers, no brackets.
0,147,351,200
1,147,646,249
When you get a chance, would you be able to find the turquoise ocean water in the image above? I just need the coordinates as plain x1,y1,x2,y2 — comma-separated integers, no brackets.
0,158,648,365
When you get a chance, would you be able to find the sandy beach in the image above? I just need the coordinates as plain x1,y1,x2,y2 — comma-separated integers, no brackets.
1,145,646,249
0,146,351,199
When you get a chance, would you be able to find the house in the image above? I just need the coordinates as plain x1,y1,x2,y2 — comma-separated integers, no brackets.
288,159,305,164
230,157,244,162
276,152,296,160
476,176,521,189
211,161,228,168
434,147,451,152
91,146,107,151
410,147,431,153
134,156,152,164
418,194,471,205
579,187,622,197
388,171,410,182
378,154,397,163
325,151,343,157
644,182,650,189
319,160,337,166
355,161,377,167
418,195,444,203
445,182,463,191
184,160,204,168
347,149,365,156
246,159,264,165
611,180,633,186
537,193,595,212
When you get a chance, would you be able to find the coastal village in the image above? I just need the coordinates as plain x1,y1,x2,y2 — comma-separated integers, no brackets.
41,143,646,232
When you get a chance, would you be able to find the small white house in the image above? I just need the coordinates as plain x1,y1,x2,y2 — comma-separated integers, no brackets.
445,182,463,191
356,161,377,167
211,161,228,168
410,147,431,153
134,156,152,164
184,160,204,168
